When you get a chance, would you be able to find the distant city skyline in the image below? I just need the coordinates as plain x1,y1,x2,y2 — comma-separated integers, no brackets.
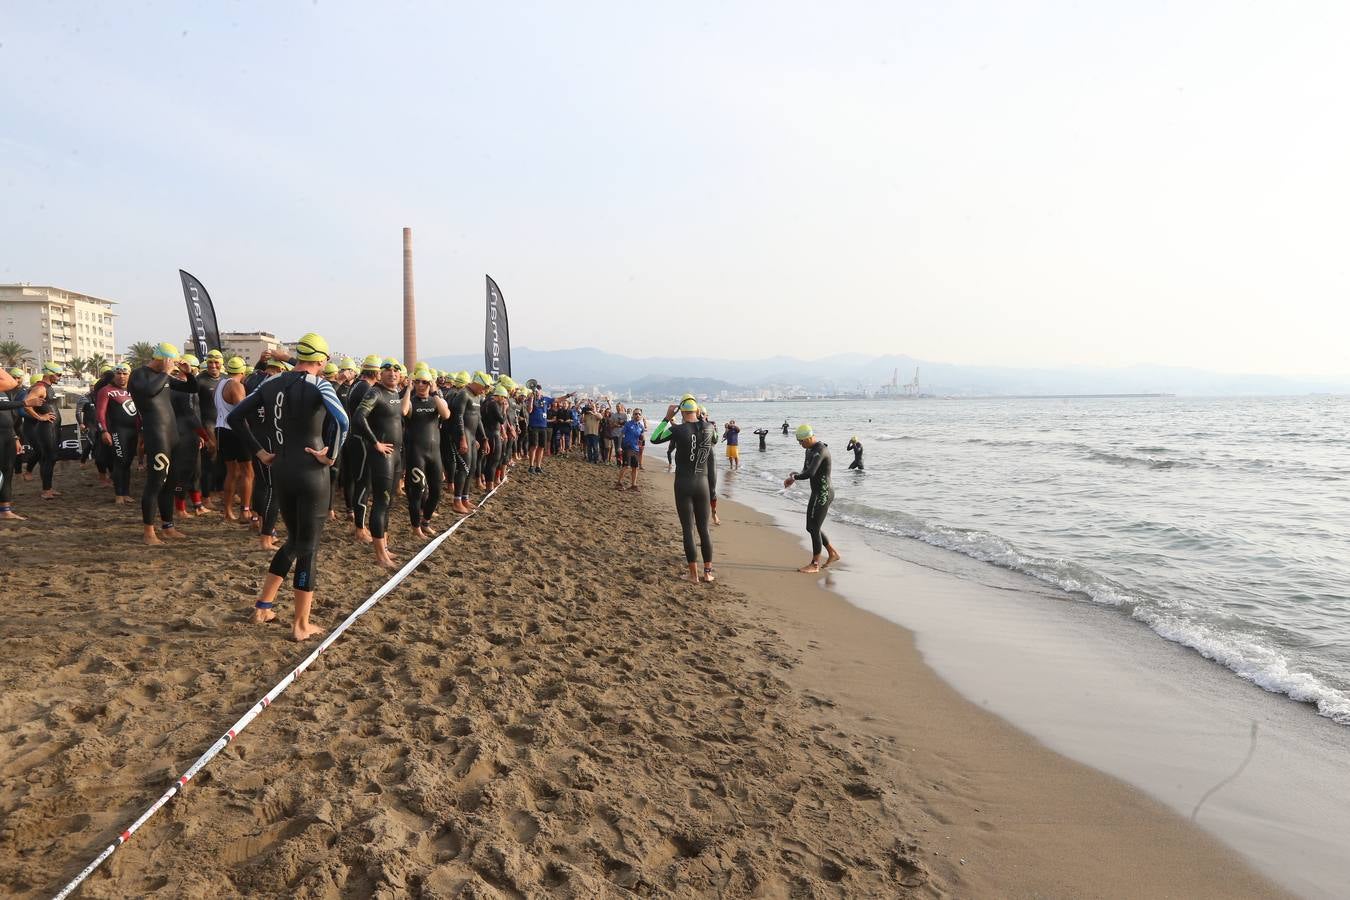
3,3,1347,378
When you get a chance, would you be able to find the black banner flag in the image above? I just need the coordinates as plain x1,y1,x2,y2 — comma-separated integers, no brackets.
484,274,511,377
179,270,223,359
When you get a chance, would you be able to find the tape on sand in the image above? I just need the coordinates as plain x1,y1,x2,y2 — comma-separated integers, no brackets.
51,480,506,899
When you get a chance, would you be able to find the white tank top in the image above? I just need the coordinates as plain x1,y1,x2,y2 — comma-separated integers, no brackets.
215,377,240,429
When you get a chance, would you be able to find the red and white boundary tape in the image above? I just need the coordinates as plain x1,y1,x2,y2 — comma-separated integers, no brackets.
52,480,506,900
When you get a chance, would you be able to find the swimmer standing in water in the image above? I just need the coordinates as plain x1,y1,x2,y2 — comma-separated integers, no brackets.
784,424,841,573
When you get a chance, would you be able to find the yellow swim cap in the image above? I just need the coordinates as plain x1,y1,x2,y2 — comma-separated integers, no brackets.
114,362,131,374
492,385,509,397
294,333,330,362
679,398,699,413
338,356,357,372
795,424,815,440
323,362,339,376
225,356,248,375
472,371,494,387
99,363,114,374
42,361,64,376
361,354,382,371
181,354,200,368
206,349,225,360
454,371,470,386
153,342,180,360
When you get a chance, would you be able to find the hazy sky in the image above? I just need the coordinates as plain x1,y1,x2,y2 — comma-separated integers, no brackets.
3,2,1347,376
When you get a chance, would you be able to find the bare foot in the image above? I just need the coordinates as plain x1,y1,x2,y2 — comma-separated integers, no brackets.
681,572,702,583
162,528,188,540
0,511,26,520
823,549,842,568
797,562,821,573
22,472,31,482
293,621,324,641
712,512,722,525
251,607,277,624
375,554,399,571
144,529,165,546
354,528,373,545
259,537,278,552
702,569,716,583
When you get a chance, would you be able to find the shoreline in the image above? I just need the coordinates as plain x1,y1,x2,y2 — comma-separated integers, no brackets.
685,453,1350,898
637,463,1289,897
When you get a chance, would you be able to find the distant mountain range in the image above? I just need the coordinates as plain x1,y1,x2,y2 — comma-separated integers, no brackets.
422,348,1350,397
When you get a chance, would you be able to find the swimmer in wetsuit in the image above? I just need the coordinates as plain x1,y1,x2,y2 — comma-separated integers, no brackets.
170,355,209,518
343,355,382,538
447,372,491,514
22,363,64,499
96,363,138,505
782,420,790,435
227,333,349,641
784,424,841,573
402,365,451,537
650,397,717,583
129,343,199,545
0,368,48,520
754,428,769,451
846,436,864,471
351,358,405,570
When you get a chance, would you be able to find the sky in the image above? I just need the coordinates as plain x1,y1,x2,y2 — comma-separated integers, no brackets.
2,1,1348,377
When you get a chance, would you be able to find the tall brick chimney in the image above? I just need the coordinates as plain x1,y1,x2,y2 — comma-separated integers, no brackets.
402,227,417,367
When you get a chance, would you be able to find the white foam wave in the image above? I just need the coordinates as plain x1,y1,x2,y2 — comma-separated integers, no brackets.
822,503,1350,726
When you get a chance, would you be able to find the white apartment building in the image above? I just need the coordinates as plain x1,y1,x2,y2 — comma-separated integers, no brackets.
0,284,118,370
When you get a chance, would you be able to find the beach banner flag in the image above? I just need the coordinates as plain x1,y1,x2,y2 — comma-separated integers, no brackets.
179,270,223,360
484,274,511,377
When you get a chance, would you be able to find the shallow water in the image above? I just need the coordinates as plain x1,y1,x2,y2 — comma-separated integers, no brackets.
704,395,1350,725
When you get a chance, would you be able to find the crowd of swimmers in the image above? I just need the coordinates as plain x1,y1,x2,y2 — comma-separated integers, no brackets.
0,342,840,639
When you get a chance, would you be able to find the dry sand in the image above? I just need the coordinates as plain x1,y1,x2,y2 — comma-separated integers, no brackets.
0,455,1286,897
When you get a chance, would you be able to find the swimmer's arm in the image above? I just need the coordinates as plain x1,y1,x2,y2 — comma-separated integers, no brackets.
315,379,348,462
434,396,451,420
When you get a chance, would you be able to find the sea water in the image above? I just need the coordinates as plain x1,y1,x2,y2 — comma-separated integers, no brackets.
707,396,1350,726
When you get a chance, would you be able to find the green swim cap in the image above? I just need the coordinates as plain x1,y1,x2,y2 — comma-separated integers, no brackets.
471,371,494,387
680,392,696,402
454,371,470,386
42,361,64,376
8,367,23,378
380,357,399,370
225,356,248,375
180,354,200,368
795,424,815,441
679,398,699,413
294,332,330,362
152,342,180,360
114,362,132,374
206,348,225,360
361,354,382,371
323,362,339,376
99,363,114,374
492,384,509,397
394,362,407,375
338,356,357,372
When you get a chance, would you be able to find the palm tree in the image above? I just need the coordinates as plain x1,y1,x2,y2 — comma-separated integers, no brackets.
66,357,90,380
87,353,109,374
126,341,156,368
0,340,33,368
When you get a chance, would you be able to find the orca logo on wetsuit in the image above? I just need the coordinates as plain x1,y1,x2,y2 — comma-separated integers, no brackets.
121,399,137,417
153,452,170,472
273,392,285,447
410,467,426,485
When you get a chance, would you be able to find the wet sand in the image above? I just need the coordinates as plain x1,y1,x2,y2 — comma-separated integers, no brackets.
0,456,1286,897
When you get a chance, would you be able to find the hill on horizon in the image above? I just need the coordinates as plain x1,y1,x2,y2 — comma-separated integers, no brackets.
422,347,1350,397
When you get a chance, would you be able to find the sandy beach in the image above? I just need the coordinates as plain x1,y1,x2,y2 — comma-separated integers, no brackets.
0,456,1286,897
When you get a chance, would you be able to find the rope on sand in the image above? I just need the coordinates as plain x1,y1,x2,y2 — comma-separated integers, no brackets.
52,480,507,900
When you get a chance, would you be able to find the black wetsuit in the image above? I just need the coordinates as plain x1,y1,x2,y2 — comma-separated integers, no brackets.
755,428,769,451
439,386,462,494
846,439,864,471
794,442,834,556
651,418,716,565
228,372,349,590
129,366,198,526
481,396,507,479
196,371,222,496
448,388,486,499
343,377,375,522
22,382,59,491
403,392,444,527
170,377,203,502
351,383,403,539
782,421,790,435
0,390,25,507
96,382,138,498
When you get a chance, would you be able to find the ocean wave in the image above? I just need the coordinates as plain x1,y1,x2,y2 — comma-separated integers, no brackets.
815,500,1350,726
875,433,914,441
1087,450,1180,470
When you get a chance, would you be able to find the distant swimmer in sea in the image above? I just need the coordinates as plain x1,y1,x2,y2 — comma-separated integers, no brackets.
784,424,841,573
754,427,769,451
846,436,864,471
781,420,790,435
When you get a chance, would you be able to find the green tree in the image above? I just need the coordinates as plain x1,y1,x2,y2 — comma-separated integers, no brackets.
87,353,109,374
0,340,33,368
66,357,90,379
126,342,156,368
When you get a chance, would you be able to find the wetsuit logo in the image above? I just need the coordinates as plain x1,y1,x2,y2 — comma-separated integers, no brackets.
121,399,137,416
273,393,285,446
153,452,170,472
410,468,426,485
